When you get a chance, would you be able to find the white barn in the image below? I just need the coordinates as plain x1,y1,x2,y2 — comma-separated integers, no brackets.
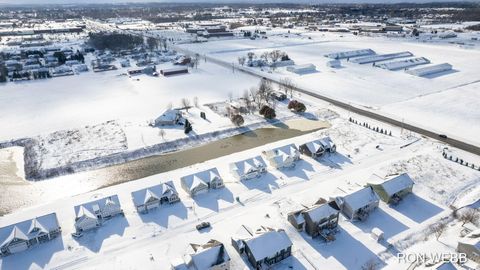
286,64,316,75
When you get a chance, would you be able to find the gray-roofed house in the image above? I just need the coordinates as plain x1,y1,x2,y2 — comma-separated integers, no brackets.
154,109,181,126
186,239,231,270
302,203,340,239
0,213,61,257
335,186,380,221
229,156,267,181
263,143,300,169
231,226,293,269
131,181,180,214
74,195,123,233
299,137,336,159
367,173,415,204
180,168,224,197
457,229,480,263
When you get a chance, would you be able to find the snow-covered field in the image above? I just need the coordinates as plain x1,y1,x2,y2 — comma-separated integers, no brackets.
178,30,480,146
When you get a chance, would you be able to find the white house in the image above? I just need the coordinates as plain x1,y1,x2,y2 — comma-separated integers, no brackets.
229,156,267,181
0,213,61,257
131,181,180,214
263,144,300,169
155,109,181,126
73,195,123,233
185,239,231,270
180,168,224,197
334,187,380,221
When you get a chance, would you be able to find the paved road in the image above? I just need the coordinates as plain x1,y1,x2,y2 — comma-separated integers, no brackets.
175,45,480,156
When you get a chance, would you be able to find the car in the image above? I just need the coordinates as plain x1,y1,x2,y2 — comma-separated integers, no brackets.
196,221,211,231
438,134,448,139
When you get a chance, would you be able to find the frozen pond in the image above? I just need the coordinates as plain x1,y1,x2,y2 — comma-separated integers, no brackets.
0,118,329,215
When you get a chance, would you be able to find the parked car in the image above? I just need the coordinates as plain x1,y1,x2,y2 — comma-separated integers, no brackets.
438,134,448,139
272,92,287,101
196,221,211,231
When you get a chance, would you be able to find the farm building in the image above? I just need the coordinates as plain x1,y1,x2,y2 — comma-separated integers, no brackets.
286,64,316,74
262,143,300,169
299,137,336,159
231,226,293,270
326,60,341,68
73,195,123,233
229,156,267,181
334,186,380,221
154,108,181,126
406,63,453,77
180,168,224,197
131,181,180,214
457,230,480,263
160,66,188,76
367,173,415,204
324,49,375,59
352,51,413,64
185,239,231,270
0,213,61,257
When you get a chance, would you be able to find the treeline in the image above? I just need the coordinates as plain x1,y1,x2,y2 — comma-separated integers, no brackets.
88,32,143,51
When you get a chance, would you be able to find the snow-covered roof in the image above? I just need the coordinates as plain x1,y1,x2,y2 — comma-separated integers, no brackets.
0,213,60,248
74,195,121,218
155,109,180,123
343,187,379,211
324,49,375,59
131,181,178,207
264,143,299,158
190,242,230,270
245,230,292,262
181,168,222,192
303,203,339,222
319,137,334,149
301,139,324,154
230,156,266,175
377,173,415,197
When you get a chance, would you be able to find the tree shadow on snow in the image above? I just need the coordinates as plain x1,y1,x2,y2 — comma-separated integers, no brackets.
390,193,444,224
194,187,235,212
352,208,409,239
74,216,129,253
0,236,64,270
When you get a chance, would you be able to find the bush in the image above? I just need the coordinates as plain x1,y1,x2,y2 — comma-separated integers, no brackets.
259,105,269,115
231,114,244,126
263,107,276,119
288,100,306,113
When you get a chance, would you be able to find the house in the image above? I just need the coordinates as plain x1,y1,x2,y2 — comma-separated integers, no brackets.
299,137,336,159
302,203,340,239
457,229,480,263
186,239,231,270
286,64,316,74
180,168,224,197
131,181,180,214
229,156,267,181
231,226,292,269
334,186,380,220
0,213,61,257
262,144,300,169
74,195,123,233
367,173,415,204
154,109,181,126
287,209,305,231
327,60,341,68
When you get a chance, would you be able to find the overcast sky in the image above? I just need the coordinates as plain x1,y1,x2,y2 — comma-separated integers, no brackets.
0,0,475,4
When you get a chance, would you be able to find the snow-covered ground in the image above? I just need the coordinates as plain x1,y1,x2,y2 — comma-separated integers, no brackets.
177,30,480,146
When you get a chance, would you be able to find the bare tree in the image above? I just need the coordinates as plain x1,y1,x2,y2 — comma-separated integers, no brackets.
260,51,269,62
247,52,255,62
243,90,252,113
362,259,378,270
250,87,261,109
280,77,296,98
459,209,479,226
269,50,282,63
431,221,447,240
158,129,166,140
193,96,200,108
238,56,246,66
181,98,191,112
228,92,233,102
258,78,273,104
